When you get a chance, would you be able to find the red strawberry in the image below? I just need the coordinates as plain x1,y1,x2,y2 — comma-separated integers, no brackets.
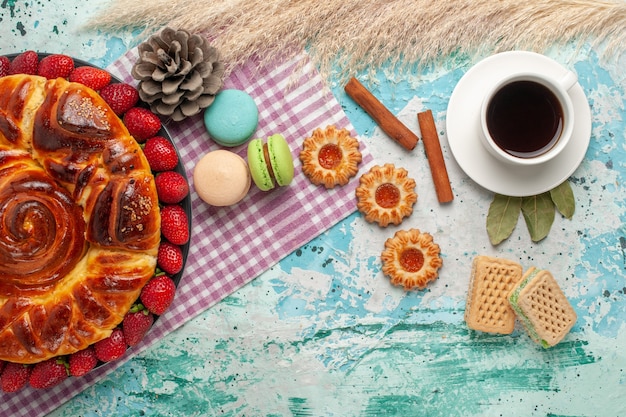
157,241,184,275
29,358,68,389
124,107,162,142
99,83,139,115
1,362,31,393
0,56,10,77
160,204,189,245
140,275,176,315
37,54,75,79
155,171,189,204
94,329,127,362
68,346,98,377
69,66,111,91
122,306,154,346
8,50,39,75
143,136,178,171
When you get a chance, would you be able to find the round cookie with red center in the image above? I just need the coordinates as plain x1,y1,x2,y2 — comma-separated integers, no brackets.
299,125,362,189
381,228,443,290
355,163,417,227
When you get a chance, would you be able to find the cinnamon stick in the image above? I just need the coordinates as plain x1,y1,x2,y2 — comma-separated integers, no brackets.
417,110,454,203
344,77,418,151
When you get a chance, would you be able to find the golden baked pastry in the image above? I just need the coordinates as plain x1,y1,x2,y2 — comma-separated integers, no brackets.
355,163,417,227
381,229,442,290
0,74,160,364
299,125,362,188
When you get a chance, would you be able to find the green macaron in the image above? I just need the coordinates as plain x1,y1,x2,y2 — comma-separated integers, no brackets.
247,134,294,191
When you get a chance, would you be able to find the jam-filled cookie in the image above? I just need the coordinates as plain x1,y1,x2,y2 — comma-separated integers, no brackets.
355,163,417,227
381,229,442,290
299,125,362,188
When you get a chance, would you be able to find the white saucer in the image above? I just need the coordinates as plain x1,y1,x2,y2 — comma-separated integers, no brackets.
446,51,591,197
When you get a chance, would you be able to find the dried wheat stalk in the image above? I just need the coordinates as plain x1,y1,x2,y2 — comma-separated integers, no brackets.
88,0,626,81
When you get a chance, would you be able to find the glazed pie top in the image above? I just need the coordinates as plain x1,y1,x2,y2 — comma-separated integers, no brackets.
0,74,160,363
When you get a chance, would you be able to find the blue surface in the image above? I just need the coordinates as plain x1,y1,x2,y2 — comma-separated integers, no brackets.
2,1,626,416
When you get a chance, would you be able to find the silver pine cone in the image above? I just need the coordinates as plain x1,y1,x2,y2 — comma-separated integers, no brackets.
131,27,225,122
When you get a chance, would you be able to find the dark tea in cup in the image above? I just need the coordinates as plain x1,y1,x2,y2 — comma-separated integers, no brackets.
486,80,563,158
479,70,577,166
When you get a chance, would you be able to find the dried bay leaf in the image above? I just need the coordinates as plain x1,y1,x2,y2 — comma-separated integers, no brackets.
521,192,555,242
550,180,575,219
487,194,522,245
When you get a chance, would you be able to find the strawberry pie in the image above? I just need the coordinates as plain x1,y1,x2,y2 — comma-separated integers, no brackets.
0,73,161,364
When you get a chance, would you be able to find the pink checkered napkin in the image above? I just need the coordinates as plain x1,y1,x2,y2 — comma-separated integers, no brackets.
1,49,374,417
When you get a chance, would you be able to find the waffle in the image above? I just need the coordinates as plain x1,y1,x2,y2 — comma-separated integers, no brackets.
464,255,523,334
508,267,577,348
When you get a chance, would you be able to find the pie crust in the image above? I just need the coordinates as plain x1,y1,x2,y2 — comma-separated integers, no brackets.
0,74,160,364
381,229,442,290
355,163,417,227
299,125,362,188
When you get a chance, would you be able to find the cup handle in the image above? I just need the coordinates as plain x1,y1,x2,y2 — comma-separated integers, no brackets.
559,71,578,91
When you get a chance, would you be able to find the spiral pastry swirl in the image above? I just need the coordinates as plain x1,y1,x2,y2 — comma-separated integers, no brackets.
0,74,160,364
0,154,86,295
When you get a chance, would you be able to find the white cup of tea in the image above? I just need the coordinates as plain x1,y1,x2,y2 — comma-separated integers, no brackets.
478,70,578,166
